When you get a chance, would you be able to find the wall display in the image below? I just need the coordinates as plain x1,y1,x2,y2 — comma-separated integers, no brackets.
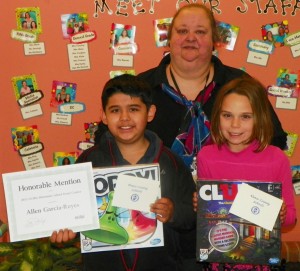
67,43,91,71
16,7,42,33
261,20,289,48
291,165,300,195
153,17,172,47
284,131,298,157
284,30,300,58
246,39,274,66
11,74,44,119
50,80,77,108
11,125,46,170
11,7,42,43
109,69,135,78
53,151,79,166
2,0,300,246
61,13,89,39
216,21,240,51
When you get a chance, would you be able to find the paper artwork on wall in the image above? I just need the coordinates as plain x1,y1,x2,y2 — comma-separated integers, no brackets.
15,7,42,34
216,21,240,51
11,74,44,119
61,13,89,39
110,23,137,55
261,20,289,48
153,18,172,47
11,125,45,170
53,152,79,166
284,131,298,157
291,165,300,195
109,69,135,78
50,80,77,108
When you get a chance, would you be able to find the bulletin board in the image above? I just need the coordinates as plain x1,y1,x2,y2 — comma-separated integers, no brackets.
1,0,300,242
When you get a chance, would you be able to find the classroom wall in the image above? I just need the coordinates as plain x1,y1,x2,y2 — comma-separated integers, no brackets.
1,0,299,242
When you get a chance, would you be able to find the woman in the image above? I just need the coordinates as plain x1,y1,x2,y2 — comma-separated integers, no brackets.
138,4,287,163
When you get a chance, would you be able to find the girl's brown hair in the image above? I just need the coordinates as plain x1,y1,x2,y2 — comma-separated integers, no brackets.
210,76,273,152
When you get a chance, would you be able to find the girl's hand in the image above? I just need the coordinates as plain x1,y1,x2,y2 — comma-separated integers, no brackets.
193,192,198,212
280,200,287,225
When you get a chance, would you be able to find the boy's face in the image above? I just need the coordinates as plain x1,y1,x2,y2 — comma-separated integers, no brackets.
102,93,156,145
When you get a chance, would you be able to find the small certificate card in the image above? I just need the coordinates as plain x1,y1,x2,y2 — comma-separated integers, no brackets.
112,174,160,212
229,183,282,231
3,162,99,242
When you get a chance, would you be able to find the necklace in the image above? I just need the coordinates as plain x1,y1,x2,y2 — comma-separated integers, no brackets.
169,65,211,100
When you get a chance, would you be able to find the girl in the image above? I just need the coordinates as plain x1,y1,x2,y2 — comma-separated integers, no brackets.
195,76,296,271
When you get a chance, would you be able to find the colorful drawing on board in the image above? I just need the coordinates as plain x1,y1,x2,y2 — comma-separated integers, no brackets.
84,122,99,143
261,21,289,48
16,7,42,34
109,69,135,78
11,125,39,151
153,18,172,47
276,68,298,98
50,80,77,108
110,23,137,54
61,13,89,39
53,152,79,166
291,165,300,195
284,131,298,157
11,74,38,100
216,21,239,51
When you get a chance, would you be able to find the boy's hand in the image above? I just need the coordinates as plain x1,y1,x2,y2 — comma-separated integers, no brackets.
150,198,174,223
50,229,76,243
280,200,287,225
193,192,198,212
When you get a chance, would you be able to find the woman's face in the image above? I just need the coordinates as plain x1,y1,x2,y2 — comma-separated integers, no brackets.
169,7,214,64
122,30,128,37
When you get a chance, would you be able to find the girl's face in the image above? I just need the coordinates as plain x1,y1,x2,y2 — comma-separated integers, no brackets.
169,7,214,64
122,30,128,37
219,93,254,153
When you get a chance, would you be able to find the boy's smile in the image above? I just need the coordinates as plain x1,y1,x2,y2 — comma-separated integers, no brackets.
102,93,156,146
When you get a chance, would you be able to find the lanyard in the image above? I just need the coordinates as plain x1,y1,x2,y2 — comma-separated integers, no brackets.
169,65,210,103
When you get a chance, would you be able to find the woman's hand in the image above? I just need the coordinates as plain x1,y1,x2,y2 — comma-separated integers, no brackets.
50,229,76,243
150,198,174,223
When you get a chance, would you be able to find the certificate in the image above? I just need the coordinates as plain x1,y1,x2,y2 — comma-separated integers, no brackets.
3,162,99,242
112,174,160,212
229,183,283,231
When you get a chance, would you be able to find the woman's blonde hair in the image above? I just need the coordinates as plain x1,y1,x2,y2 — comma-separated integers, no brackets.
210,76,273,152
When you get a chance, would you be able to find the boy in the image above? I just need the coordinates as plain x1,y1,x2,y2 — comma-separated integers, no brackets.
51,74,196,271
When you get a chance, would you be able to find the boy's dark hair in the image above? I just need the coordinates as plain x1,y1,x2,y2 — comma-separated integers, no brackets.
101,74,153,110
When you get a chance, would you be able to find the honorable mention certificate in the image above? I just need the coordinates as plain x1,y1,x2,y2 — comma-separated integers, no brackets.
3,162,99,242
